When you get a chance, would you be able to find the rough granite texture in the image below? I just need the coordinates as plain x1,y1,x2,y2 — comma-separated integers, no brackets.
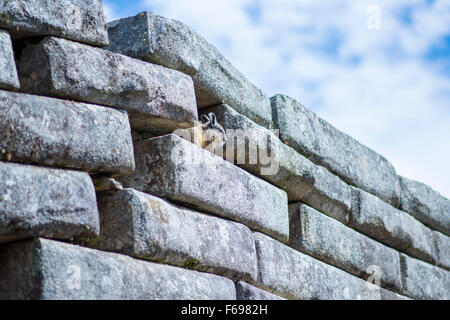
117,134,289,243
380,289,411,300
94,189,258,282
289,203,402,292
0,5,447,301
0,90,134,175
0,29,19,90
351,187,436,264
106,11,272,128
236,282,286,300
271,94,401,207
200,104,352,224
0,161,99,242
433,231,450,270
254,232,384,300
0,0,108,47
0,238,236,300
399,175,450,235
400,253,450,300
17,36,198,134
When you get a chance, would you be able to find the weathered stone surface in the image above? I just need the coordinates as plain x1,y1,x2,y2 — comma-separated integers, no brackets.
0,162,98,242
400,253,450,300
0,0,108,47
0,29,19,90
107,11,272,128
399,175,450,235
351,187,436,264
93,189,258,282
289,203,402,292
117,134,289,243
380,289,411,300
254,232,383,300
0,90,134,175
200,104,351,224
92,176,123,192
0,238,236,300
236,282,286,300
271,94,400,207
433,231,450,270
17,36,197,134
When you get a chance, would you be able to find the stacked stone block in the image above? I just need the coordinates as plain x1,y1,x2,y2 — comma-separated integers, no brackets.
16,36,198,134
0,5,448,301
0,29,19,90
93,189,258,282
106,11,272,129
271,94,401,208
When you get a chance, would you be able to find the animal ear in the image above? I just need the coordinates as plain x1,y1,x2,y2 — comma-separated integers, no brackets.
208,113,217,126
200,114,210,124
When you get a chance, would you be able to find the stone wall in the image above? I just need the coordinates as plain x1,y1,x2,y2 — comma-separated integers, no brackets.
0,1,449,300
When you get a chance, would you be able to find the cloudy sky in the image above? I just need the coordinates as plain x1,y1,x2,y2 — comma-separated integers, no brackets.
103,0,450,198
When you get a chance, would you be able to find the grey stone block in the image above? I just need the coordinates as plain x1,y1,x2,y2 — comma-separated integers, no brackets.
0,90,134,175
380,289,411,300
351,188,436,264
289,203,402,292
271,94,400,207
236,282,286,300
400,253,450,300
0,0,108,47
200,104,351,224
0,29,19,90
92,177,123,192
433,231,450,270
0,162,99,242
117,134,289,243
0,238,236,300
107,11,272,128
254,232,383,300
17,36,198,134
93,189,258,282
399,176,450,235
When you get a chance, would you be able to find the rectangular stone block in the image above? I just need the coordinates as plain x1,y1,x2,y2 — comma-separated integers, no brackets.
0,90,134,175
380,289,411,300
289,203,402,292
271,94,400,207
400,253,450,300
200,104,351,224
236,282,286,300
399,176,450,235
117,134,289,243
107,11,272,128
0,238,236,300
351,187,436,264
0,29,19,90
254,232,383,300
0,162,99,242
0,0,108,47
433,231,450,270
16,36,198,134
93,188,258,282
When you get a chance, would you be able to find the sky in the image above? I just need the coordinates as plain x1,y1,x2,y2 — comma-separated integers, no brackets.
103,0,450,198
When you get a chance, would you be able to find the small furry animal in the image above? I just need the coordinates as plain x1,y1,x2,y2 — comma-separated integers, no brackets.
191,112,227,152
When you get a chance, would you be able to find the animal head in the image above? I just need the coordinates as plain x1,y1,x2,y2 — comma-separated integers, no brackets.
200,112,227,150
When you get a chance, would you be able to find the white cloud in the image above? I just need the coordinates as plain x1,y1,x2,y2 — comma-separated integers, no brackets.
140,0,450,197
102,1,121,22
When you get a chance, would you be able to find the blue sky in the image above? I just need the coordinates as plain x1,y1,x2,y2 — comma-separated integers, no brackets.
104,0,450,198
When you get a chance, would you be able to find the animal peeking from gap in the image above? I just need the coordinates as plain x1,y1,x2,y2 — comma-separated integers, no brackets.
180,112,226,153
